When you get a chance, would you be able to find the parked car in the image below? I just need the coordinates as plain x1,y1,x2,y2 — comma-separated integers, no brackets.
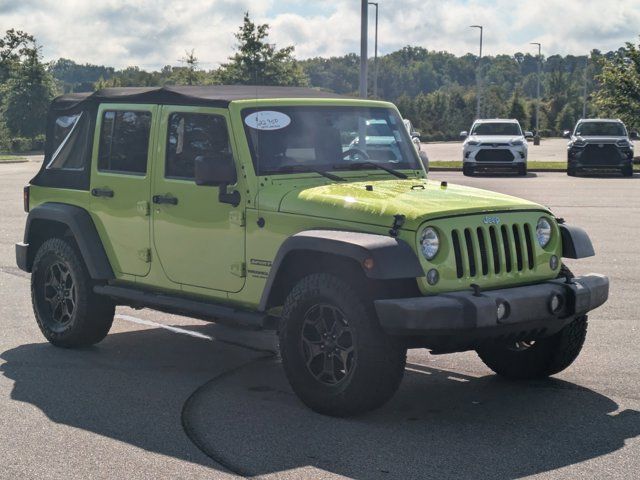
403,118,422,151
461,119,533,176
17,86,608,417
564,119,637,177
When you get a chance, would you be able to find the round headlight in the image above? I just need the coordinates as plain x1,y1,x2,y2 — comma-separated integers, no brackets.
536,217,552,247
420,227,440,260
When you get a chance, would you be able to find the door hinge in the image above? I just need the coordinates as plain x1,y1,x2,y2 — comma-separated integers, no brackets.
138,248,152,263
230,261,246,277
229,210,245,226
136,201,150,216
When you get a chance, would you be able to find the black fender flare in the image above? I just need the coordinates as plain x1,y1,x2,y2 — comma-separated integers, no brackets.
258,230,423,311
20,202,114,280
559,224,595,259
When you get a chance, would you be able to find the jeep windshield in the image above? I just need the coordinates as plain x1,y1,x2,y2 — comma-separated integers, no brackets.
575,122,627,137
242,106,421,176
470,122,522,136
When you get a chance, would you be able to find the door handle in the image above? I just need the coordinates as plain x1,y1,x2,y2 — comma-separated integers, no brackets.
152,194,178,205
91,188,114,198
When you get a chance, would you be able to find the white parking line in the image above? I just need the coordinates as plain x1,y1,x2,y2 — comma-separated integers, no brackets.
115,314,214,341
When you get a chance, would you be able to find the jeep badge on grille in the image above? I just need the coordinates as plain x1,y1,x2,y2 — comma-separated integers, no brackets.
483,216,501,225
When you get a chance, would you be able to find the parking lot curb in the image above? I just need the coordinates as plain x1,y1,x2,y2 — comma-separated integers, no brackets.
430,167,567,172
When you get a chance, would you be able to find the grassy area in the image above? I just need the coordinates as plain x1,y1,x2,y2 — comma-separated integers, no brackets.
429,160,640,171
0,155,27,163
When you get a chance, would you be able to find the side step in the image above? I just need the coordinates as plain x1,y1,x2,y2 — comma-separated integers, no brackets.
94,285,269,330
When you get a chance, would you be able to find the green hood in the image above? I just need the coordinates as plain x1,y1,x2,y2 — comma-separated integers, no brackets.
278,178,546,231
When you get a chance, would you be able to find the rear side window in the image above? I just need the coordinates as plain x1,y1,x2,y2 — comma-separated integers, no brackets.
165,112,232,180
98,110,152,175
46,112,90,170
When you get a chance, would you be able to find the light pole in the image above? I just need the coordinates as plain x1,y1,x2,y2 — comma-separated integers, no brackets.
470,25,483,119
531,42,542,145
368,2,379,97
360,0,368,99
582,55,588,118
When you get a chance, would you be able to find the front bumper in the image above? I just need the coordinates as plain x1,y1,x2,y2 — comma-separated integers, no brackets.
375,274,608,341
569,146,633,169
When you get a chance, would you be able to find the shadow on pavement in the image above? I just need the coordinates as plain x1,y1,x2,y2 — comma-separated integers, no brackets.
183,358,640,479
0,326,267,473
3,327,639,479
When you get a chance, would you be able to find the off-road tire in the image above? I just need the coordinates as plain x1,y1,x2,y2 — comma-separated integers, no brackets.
279,273,406,416
476,316,588,379
31,238,114,348
463,164,475,176
622,164,634,177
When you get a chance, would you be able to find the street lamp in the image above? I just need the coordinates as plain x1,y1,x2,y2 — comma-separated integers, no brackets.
360,0,368,98
368,2,379,97
531,42,542,145
470,25,483,119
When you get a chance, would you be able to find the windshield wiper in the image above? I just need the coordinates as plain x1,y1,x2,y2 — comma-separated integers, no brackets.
333,161,408,179
273,165,346,182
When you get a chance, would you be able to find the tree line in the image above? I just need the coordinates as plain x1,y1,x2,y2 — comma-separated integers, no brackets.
0,13,638,152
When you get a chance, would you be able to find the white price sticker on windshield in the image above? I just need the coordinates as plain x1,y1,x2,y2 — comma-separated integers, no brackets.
244,111,291,131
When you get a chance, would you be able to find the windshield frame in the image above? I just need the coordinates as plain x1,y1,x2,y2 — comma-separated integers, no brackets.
574,121,627,137
470,121,523,137
240,104,424,178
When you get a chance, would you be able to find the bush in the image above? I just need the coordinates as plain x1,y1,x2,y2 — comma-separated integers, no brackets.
9,136,44,153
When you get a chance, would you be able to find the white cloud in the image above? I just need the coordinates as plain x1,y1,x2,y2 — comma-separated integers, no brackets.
0,0,638,69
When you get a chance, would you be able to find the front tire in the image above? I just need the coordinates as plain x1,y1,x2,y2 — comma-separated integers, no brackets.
622,164,634,177
476,316,588,379
463,164,475,176
279,273,406,416
31,238,114,348
517,164,528,176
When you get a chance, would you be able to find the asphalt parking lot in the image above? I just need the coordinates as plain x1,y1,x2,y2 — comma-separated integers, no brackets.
423,138,568,162
1,161,639,479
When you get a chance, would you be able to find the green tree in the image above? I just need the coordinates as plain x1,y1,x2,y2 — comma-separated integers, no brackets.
594,39,640,130
173,50,203,85
217,12,308,86
556,104,578,132
3,39,55,138
507,90,527,127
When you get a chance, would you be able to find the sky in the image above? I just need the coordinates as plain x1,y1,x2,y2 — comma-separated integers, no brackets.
0,0,638,70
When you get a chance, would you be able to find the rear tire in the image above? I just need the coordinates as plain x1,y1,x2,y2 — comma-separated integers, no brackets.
476,316,588,380
279,273,406,417
31,238,114,348
463,164,475,176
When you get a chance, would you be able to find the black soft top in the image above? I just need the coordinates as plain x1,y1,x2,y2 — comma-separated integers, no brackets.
51,85,347,112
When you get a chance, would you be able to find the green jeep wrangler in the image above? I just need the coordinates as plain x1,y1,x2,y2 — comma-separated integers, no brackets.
16,86,609,416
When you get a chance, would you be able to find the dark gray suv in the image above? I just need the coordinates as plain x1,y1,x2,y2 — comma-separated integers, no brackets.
564,119,638,177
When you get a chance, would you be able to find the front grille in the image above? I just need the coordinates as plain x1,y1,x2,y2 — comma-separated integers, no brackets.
476,149,514,162
581,144,621,164
479,142,509,147
451,223,535,279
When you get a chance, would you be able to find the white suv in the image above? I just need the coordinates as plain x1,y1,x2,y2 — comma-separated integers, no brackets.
461,119,532,176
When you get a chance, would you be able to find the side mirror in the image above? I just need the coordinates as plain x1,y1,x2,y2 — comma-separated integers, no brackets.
631,131,639,140
411,130,421,138
419,150,429,173
460,131,468,139
194,154,240,206
562,130,572,139
525,131,534,139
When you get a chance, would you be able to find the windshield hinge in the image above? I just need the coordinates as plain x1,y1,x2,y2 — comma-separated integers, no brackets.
231,261,246,277
389,214,406,237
